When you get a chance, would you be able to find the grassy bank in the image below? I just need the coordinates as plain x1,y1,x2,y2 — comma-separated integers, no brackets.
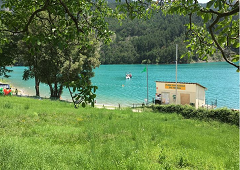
0,96,239,169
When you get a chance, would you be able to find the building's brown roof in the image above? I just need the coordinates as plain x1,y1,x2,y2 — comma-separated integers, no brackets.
155,81,207,90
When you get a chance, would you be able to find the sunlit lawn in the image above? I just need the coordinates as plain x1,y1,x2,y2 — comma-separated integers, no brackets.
0,96,238,169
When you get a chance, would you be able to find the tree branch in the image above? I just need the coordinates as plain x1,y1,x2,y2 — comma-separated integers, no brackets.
0,0,50,34
23,0,51,32
58,0,84,33
200,4,239,17
209,16,240,69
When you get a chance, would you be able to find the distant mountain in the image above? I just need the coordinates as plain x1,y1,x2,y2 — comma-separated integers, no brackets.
100,10,204,64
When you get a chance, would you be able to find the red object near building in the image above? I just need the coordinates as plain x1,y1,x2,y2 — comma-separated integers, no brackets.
3,89,11,95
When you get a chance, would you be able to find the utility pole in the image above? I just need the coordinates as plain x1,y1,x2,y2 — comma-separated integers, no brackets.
176,44,178,104
147,64,148,104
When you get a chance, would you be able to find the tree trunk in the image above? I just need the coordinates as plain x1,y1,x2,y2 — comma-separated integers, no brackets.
58,85,63,98
54,82,58,97
35,77,40,97
49,83,54,98
49,82,63,99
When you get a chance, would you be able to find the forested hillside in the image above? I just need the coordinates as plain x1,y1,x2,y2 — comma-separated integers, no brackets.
100,9,204,64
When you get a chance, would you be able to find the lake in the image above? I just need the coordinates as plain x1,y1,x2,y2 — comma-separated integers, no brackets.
2,62,239,109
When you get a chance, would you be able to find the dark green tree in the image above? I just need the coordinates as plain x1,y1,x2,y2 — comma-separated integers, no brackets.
0,0,115,107
100,11,191,64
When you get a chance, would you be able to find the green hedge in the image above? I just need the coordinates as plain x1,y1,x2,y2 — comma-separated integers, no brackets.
152,104,239,126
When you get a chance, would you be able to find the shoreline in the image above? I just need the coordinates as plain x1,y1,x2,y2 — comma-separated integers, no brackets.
0,81,238,110
1,80,128,108
0,81,28,96
1,62,239,109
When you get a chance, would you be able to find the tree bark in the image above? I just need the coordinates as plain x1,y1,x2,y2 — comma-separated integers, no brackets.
49,83,54,98
35,77,40,97
49,82,63,99
54,82,58,97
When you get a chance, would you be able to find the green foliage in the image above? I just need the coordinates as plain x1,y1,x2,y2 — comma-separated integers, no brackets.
0,67,12,78
65,75,98,108
101,11,194,64
0,0,115,106
0,34,22,77
20,32,101,99
152,104,239,126
105,0,239,67
163,0,239,69
0,96,238,169
0,88,3,95
115,0,157,20
209,108,240,125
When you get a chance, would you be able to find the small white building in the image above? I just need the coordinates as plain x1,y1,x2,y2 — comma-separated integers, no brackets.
155,81,207,108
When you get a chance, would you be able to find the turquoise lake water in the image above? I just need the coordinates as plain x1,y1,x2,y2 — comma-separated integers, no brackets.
2,62,239,109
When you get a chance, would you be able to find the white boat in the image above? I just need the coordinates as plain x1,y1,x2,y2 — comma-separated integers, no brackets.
126,73,132,79
126,75,131,79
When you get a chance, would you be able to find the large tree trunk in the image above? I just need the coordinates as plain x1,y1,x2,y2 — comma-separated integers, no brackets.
58,85,63,98
48,83,54,98
54,82,58,97
49,82,63,99
35,77,40,97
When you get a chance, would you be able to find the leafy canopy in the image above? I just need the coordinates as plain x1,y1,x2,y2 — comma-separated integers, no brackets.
163,0,239,70
0,0,119,106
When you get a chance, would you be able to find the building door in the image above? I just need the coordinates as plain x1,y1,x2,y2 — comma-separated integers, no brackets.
162,92,170,104
180,93,190,105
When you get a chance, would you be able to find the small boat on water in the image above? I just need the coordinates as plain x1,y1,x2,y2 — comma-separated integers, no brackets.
126,72,132,79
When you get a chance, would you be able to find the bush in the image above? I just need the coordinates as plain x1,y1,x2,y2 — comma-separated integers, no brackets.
196,108,208,120
152,104,239,126
181,105,197,119
210,108,239,125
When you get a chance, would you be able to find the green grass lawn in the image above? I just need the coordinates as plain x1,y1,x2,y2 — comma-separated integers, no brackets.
0,96,239,169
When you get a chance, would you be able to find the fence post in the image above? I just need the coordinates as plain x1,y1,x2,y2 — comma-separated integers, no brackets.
206,99,208,112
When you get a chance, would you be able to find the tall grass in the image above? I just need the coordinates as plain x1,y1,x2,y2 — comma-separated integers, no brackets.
0,96,239,169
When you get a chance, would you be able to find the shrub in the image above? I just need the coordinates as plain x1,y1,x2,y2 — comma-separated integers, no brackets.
229,110,239,126
210,108,239,125
166,104,177,113
195,108,208,120
174,104,184,113
181,105,197,119
152,104,239,126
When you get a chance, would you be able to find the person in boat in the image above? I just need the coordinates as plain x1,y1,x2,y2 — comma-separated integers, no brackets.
126,73,130,79
126,73,132,79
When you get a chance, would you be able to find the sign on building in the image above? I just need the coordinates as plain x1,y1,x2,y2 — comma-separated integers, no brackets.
155,81,207,108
